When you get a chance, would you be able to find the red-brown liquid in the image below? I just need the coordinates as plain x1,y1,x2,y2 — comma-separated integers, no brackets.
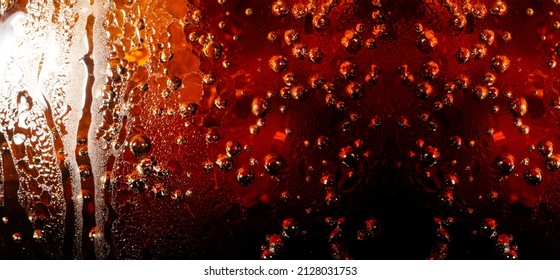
3,0,560,259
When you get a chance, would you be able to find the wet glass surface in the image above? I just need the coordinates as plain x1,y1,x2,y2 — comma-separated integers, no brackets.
1,0,560,259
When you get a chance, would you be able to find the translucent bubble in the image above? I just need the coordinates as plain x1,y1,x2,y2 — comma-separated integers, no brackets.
264,153,283,175
444,173,459,187
339,146,357,167
129,134,151,158
272,0,289,16
422,61,439,80
12,232,22,243
179,102,198,118
284,29,299,46
495,154,515,175
510,98,528,117
167,76,182,91
267,31,277,42
216,154,233,171
308,47,323,64
290,85,307,101
269,55,288,73
312,14,328,30
450,136,463,150
291,43,308,60
472,2,488,19
472,85,489,100
480,29,495,45
346,82,363,99
545,154,560,171
397,115,410,129
203,160,214,172
341,30,362,53
309,74,325,89
339,61,357,80
416,82,433,99
524,167,542,186
398,65,415,86
78,147,89,157
214,96,228,110
537,141,554,158
420,146,440,168
126,172,146,193
502,31,512,42
454,74,470,90
226,141,242,158
100,171,114,191
205,129,220,144
484,72,496,86
77,135,88,145
150,183,167,199
79,165,92,179
416,30,438,54
456,47,471,63
490,1,507,16
283,72,296,86
137,157,156,176
316,136,329,149
471,43,487,60
365,64,380,85
291,3,307,19
450,14,466,30
491,55,510,73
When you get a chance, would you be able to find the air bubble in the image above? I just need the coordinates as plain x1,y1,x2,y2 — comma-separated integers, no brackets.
524,167,542,186
422,61,439,80
490,1,507,16
269,55,288,73
341,30,362,53
272,1,289,16
129,134,151,158
510,98,528,117
420,146,440,168
264,154,283,175
312,14,328,30
537,141,554,158
284,29,299,46
495,154,515,175
308,47,323,64
416,82,433,99
491,55,510,73
417,30,438,54
205,129,220,143
215,154,233,171
456,47,471,63
226,141,242,158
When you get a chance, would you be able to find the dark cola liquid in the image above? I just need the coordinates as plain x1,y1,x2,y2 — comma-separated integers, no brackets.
1,0,560,259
